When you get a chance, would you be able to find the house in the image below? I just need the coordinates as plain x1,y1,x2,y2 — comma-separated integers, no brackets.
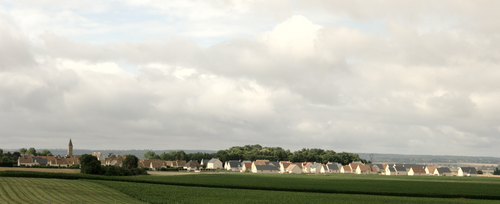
320,165,328,174
251,163,279,173
394,166,407,175
183,160,201,171
32,157,48,165
138,159,154,168
51,158,79,167
355,164,372,174
92,152,105,161
107,159,123,167
279,162,292,173
302,162,312,173
425,166,438,175
408,167,426,176
349,163,361,171
200,159,210,166
266,161,280,167
396,164,426,171
340,165,351,174
325,163,340,173
17,155,36,166
206,158,223,169
150,160,168,170
34,156,55,166
434,167,452,176
253,160,269,165
310,163,323,173
240,162,252,172
458,167,477,177
385,167,396,175
166,160,186,167
226,161,242,171
370,164,384,173
241,161,252,166
286,164,302,174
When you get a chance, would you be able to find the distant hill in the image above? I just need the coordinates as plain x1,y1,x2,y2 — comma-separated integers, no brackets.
41,149,217,159
357,153,500,165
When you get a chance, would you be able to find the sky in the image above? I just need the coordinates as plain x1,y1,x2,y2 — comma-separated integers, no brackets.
0,0,499,157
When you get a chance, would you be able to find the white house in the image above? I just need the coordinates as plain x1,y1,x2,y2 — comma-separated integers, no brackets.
408,167,426,176
340,165,351,174
206,158,223,169
251,163,279,173
434,167,452,176
385,166,396,175
425,166,438,175
355,164,372,174
458,167,477,177
310,163,323,173
286,164,302,174
394,166,408,175
324,163,340,173
226,161,242,171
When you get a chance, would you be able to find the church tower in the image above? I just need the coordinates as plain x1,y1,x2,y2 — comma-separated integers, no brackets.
68,139,73,157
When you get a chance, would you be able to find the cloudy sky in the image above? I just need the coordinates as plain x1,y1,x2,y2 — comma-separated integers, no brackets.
1,1,499,156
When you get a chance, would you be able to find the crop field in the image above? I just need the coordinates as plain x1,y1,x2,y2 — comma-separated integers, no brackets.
2,171,500,203
92,180,500,204
0,177,142,203
110,173,500,200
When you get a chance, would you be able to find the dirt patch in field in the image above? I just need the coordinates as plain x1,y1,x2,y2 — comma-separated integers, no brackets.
0,167,78,174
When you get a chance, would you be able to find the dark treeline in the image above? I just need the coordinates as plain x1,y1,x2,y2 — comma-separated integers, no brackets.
143,144,368,165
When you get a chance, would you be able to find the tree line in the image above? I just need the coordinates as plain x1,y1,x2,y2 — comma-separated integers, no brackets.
142,144,368,165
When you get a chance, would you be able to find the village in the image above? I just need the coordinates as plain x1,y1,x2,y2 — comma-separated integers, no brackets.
14,139,478,177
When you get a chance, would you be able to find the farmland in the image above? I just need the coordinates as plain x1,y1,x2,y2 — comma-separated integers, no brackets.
0,177,142,203
2,171,500,203
92,180,500,204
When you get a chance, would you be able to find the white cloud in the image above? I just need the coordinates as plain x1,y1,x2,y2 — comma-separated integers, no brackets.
1,1,500,156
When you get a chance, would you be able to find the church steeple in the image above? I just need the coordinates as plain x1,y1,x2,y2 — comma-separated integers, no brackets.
67,139,73,157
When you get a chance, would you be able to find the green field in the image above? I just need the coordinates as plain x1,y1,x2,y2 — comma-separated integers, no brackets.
92,180,500,204
0,177,142,203
2,171,500,203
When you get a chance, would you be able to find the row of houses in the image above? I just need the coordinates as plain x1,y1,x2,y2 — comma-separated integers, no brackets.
17,152,478,177
196,158,478,176
17,155,80,167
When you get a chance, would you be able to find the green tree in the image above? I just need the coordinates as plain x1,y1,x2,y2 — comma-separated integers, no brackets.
79,154,101,174
19,148,27,154
174,150,187,160
2,156,10,163
26,147,36,155
40,150,53,156
144,151,156,159
123,155,139,169
0,148,3,155
494,168,500,175
477,170,483,174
